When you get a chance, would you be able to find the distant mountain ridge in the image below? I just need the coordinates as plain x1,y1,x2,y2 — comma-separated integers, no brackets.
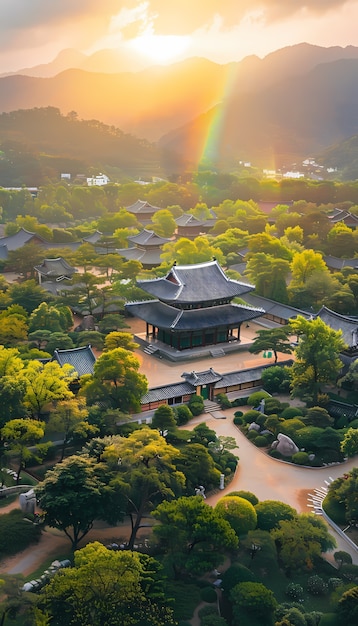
1,44,358,171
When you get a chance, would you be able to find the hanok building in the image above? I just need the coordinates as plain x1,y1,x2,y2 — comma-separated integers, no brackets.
315,306,358,365
118,229,170,268
126,260,264,355
34,257,77,285
175,214,214,239
125,200,162,226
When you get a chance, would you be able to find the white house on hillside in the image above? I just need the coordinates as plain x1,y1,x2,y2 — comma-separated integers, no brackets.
87,173,110,186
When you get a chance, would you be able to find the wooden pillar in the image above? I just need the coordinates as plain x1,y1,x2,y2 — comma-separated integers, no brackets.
238,324,241,341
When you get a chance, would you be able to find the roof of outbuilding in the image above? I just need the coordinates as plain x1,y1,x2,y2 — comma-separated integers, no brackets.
127,229,170,246
242,293,310,321
117,246,163,266
126,300,264,331
315,306,358,347
137,260,255,303
34,257,76,277
181,368,222,386
141,382,195,404
126,199,161,214
52,345,96,376
0,228,45,251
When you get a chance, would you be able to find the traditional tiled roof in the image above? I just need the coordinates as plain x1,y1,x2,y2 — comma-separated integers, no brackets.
52,345,96,376
327,209,358,226
181,368,222,386
0,228,46,251
117,247,163,266
175,214,206,227
315,306,358,347
0,244,8,259
34,257,77,278
41,240,82,251
126,300,263,331
137,260,255,303
216,361,294,389
126,200,161,215
242,293,310,321
83,231,103,244
127,229,170,246
324,255,358,271
141,381,194,404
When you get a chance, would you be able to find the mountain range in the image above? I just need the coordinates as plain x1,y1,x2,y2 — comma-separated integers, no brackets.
1,43,358,174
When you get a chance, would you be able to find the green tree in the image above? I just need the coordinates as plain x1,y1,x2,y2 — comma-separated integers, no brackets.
249,327,293,363
151,405,177,436
289,315,346,404
230,581,277,624
0,314,28,346
8,279,51,314
215,496,257,536
36,456,118,550
99,428,185,549
328,468,358,524
261,365,291,393
82,347,147,413
151,209,176,237
175,443,221,493
304,406,334,428
153,495,238,578
255,500,297,531
39,541,176,626
48,398,98,461
341,428,358,458
28,302,67,333
6,243,44,280
271,513,336,572
245,253,290,301
1,418,45,484
337,586,358,624
289,250,329,288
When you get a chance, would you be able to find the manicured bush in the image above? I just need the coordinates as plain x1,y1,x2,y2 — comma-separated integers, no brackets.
188,395,205,416
243,410,262,424
263,398,286,415
247,390,271,407
232,397,249,406
280,407,304,419
216,393,232,409
200,586,217,603
215,496,257,536
292,451,310,465
279,418,306,438
268,449,282,459
254,435,268,447
227,491,259,506
221,563,256,592
175,404,193,425
285,582,304,600
247,429,259,440
234,410,243,417
255,500,296,531
307,575,328,596
233,415,243,425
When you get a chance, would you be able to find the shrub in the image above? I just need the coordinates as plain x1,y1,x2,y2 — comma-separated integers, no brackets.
307,575,328,596
233,415,243,425
234,410,243,417
263,398,286,415
285,583,303,600
198,605,218,619
200,587,217,603
216,393,232,409
247,390,271,407
255,500,296,531
243,410,262,424
232,397,249,406
221,563,255,592
292,451,310,465
0,509,42,557
280,407,304,419
254,435,268,447
328,577,343,590
269,449,282,459
247,429,259,440
188,395,205,416
215,496,257,536
175,405,193,425
227,491,259,506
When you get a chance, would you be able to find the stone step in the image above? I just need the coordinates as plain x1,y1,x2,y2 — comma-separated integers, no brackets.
143,344,159,355
210,348,226,358
203,399,222,413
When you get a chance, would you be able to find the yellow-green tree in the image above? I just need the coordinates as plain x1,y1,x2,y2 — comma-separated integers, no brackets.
22,360,75,418
1,418,45,483
289,315,346,405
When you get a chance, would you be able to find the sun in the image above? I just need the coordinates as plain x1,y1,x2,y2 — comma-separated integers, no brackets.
129,33,190,65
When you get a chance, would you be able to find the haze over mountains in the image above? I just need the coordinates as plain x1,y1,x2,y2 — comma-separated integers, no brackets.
1,43,358,173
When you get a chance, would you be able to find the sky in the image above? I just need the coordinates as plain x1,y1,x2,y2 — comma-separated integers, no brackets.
1,0,358,73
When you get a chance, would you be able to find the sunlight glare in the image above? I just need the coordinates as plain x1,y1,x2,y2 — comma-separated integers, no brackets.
129,33,190,65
